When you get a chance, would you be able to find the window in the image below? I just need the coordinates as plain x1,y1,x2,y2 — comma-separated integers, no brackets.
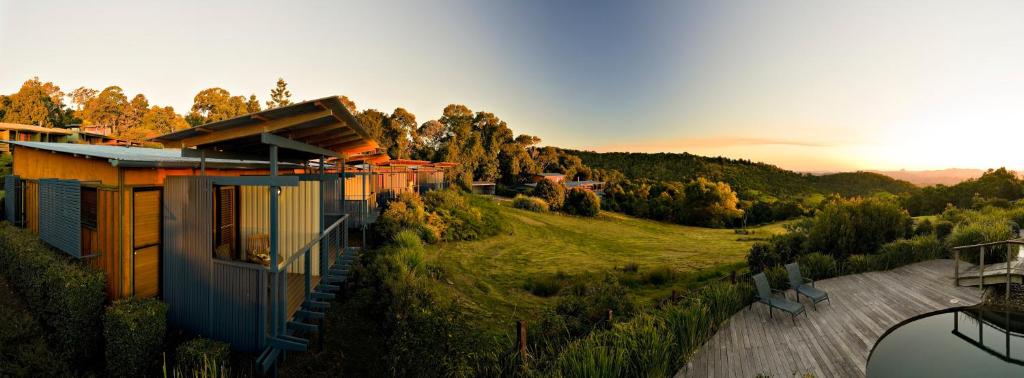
214,186,237,259
81,187,97,229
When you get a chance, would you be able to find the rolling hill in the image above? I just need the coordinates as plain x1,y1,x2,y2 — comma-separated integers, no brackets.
569,150,918,197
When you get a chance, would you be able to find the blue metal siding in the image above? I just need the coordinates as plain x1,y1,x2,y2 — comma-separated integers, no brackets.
162,176,213,334
210,260,267,353
37,179,81,258
5,175,19,224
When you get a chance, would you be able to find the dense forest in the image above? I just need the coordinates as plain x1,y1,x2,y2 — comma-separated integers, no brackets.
569,150,917,198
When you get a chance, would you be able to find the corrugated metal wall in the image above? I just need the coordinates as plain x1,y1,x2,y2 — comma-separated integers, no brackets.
323,176,341,216
162,176,213,334
210,260,266,353
5,175,19,223
38,179,81,258
239,180,321,275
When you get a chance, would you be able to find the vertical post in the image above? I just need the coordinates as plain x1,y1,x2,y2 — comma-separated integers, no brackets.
1009,243,1013,303
340,156,347,255
980,245,986,291
269,145,281,334
319,156,326,277
516,320,527,366
200,149,207,176
954,249,960,285
607,309,613,323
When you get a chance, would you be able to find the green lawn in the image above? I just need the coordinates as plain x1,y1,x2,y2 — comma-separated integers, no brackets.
422,201,790,332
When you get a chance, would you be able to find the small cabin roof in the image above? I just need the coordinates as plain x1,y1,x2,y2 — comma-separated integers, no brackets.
471,181,495,186
152,96,379,161
565,180,605,187
537,173,565,177
378,159,431,167
5,141,292,169
0,122,74,135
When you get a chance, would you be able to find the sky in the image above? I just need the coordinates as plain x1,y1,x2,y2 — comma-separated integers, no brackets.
1,0,1023,172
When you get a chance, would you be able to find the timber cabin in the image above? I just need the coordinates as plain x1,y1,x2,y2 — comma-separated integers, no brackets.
2,96,389,371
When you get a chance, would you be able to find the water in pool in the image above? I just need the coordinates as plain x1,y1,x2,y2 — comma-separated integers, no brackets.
867,306,1024,377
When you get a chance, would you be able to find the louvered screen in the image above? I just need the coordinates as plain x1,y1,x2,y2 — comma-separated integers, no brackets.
5,175,19,224
38,179,81,258
216,187,236,255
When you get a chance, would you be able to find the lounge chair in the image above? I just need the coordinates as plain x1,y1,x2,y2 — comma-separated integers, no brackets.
751,272,806,324
785,263,830,310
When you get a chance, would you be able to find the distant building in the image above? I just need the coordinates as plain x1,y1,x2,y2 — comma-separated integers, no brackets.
532,172,565,184
0,123,73,154
471,181,496,195
565,180,605,191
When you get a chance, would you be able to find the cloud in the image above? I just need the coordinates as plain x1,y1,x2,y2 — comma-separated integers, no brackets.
590,136,839,153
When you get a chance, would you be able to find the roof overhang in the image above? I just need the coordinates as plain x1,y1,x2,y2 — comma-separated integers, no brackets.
151,96,380,162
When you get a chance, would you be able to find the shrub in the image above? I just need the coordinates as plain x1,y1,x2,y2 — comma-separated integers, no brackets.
846,255,873,274
764,266,788,290
746,232,808,272
564,188,601,217
0,278,68,377
797,252,837,280
746,243,779,272
641,266,675,286
948,218,1016,263
512,194,549,212
534,179,566,210
934,221,954,240
914,219,934,236
524,275,564,297
679,177,744,228
104,298,168,378
0,223,105,367
555,275,636,338
175,338,230,375
807,197,912,260
374,192,427,241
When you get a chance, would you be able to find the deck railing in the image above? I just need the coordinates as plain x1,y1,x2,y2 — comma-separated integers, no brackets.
264,213,349,354
952,238,1024,300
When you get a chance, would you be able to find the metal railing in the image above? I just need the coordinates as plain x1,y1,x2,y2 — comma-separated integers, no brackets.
952,239,1024,300
265,214,349,352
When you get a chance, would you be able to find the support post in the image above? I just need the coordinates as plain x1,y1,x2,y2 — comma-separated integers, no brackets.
954,249,960,285
1008,243,1013,302
269,145,282,334
980,246,986,291
319,156,326,276
200,149,206,175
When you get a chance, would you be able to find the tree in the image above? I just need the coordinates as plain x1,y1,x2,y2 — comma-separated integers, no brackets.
246,94,261,113
417,120,445,159
807,197,912,260
384,108,417,159
533,179,566,210
355,109,387,143
82,86,129,133
123,94,150,134
69,87,98,111
2,77,69,127
188,88,248,125
680,177,743,227
140,106,188,136
339,95,356,113
265,78,292,109
564,188,600,216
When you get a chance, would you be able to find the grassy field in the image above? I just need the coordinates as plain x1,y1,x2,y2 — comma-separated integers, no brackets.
422,200,791,332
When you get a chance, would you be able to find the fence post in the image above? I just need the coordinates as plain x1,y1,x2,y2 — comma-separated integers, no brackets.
954,249,959,285
980,246,986,292
516,320,527,366
607,309,613,324
671,290,678,303
731,270,737,284
1008,243,1013,303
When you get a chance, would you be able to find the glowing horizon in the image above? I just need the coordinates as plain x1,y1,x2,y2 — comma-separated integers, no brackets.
2,0,1024,172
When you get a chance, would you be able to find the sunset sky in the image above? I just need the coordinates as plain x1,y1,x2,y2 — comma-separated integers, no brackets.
1,0,1023,172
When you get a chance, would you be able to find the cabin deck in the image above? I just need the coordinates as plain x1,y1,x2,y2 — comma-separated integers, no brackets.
677,259,982,378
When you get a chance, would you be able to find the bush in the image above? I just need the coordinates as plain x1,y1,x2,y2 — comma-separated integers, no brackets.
374,192,428,241
934,221,954,240
555,275,636,338
797,252,837,280
948,218,1016,263
104,298,168,378
914,219,934,236
641,266,675,286
512,195,549,212
425,190,506,242
764,266,788,289
175,338,230,375
746,243,779,272
524,275,564,297
564,188,601,217
534,179,566,210
807,197,912,260
746,232,808,272
0,278,68,377
846,255,873,274
0,222,105,368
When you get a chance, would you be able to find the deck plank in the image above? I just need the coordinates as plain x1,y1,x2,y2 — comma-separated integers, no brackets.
677,259,981,378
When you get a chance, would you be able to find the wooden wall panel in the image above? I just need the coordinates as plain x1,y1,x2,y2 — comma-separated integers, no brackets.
86,189,125,298
23,180,37,234
133,190,160,248
12,146,118,185
133,245,159,298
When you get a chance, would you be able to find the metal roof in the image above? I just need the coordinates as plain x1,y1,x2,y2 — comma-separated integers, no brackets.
152,96,379,160
5,141,290,169
0,123,74,135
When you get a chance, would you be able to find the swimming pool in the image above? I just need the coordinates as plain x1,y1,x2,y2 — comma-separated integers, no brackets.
867,306,1024,377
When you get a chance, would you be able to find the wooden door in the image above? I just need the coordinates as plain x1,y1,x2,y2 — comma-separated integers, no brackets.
132,188,161,298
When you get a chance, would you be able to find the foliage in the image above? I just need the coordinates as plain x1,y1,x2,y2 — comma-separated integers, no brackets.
534,179,566,210
570,149,917,198
175,338,230,376
0,222,105,368
0,77,74,127
947,216,1016,263
0,275,68,377
564,188,601,217
796,253,837,280
265,78,292,109
807,197,912,260
187,87,249,126
512,194,549,212
373,191,429,242
424,189,506,242
602,176,747,227
903,168,1024,215
104,298,168,378
845,235,946,273
914,218,934,236
934,221,954,240
746,231,809,272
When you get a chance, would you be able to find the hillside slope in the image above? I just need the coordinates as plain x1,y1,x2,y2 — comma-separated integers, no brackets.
569,150,917,197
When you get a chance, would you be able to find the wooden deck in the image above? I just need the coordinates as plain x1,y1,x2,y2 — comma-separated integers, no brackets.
677,259,983,378
956,252,1024,287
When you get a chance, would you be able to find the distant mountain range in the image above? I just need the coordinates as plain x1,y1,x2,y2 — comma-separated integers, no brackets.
569,150,917,198
868,169,997,186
